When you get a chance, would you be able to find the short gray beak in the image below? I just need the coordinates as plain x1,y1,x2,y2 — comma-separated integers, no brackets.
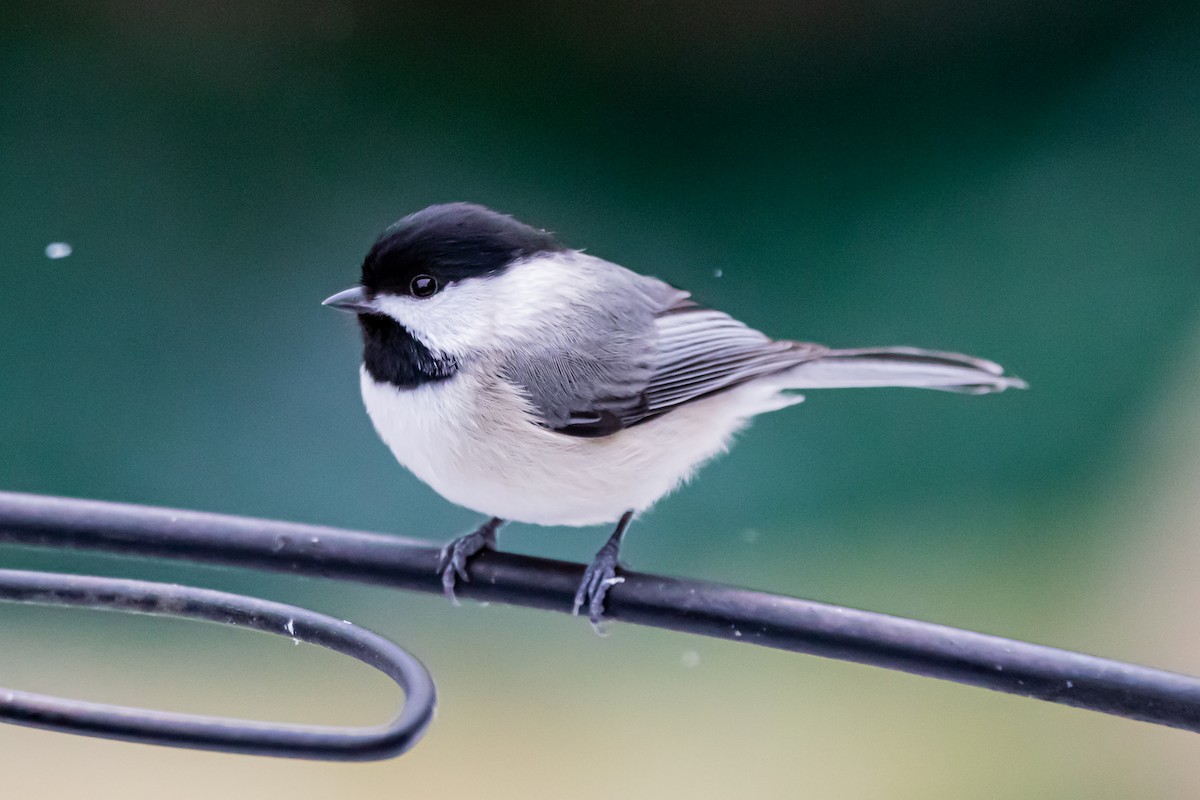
322,286,376,314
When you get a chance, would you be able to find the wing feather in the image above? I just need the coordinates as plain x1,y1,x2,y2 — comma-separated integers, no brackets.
639,310,822,417
498,257,821,437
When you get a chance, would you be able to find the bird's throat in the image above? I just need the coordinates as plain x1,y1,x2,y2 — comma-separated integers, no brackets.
359,314,458,388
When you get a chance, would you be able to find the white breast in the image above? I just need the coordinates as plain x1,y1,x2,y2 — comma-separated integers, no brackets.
359,364,796,526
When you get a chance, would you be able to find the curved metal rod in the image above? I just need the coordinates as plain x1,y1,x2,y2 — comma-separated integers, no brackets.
1,490,1200,734
0,567,436,760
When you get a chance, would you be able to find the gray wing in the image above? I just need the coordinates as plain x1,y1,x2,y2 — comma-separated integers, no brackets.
634,300,825,425
499,261,823,437
497,263,682,436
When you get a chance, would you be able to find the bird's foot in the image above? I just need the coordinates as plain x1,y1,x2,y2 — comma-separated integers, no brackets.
437,517,502,605
572,540,626,633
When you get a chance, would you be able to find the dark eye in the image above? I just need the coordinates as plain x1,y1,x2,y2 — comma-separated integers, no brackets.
409,275,438,298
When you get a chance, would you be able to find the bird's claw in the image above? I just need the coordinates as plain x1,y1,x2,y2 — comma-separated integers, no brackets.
437,521,498,604
573,547,625,632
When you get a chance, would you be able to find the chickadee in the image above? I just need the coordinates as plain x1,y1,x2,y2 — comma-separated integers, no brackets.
324,203,1025,624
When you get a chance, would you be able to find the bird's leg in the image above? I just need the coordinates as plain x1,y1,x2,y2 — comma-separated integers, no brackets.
437,517,504,604
573,510,635,628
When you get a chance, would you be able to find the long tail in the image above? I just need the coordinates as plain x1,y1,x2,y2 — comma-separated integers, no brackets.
780,346,1027,394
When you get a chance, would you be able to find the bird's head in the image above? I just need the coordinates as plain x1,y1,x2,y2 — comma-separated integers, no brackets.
323,203,569,385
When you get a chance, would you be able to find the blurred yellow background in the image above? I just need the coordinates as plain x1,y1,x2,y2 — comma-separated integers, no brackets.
2,1,1199,797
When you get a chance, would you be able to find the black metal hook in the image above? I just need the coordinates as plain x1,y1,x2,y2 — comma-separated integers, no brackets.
2,489,1200,755
0,567,436,760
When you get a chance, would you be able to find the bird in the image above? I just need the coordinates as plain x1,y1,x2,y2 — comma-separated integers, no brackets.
323,203,1025,625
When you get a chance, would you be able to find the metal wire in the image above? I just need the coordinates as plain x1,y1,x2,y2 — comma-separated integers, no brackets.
2,489,1200,740
0,568,436,760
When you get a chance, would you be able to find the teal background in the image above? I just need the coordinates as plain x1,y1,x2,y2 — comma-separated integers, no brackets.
2,2,1199,797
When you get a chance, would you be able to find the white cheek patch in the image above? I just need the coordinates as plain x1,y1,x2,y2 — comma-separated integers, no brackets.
488,253,588,337
374,286,496,356
372,253,590,357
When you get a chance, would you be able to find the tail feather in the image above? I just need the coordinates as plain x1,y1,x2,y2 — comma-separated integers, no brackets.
780,346,1027,394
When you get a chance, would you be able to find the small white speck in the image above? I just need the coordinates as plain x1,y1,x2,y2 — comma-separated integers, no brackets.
284,618,296,635
601,576,625,589
713,269,723,278
740,528,760,544
733,630,743,638
478,601,490,607
996,665,1004,671
309,536,320,544
45,242,72,259
1065,680,1074,689
681,650,701,668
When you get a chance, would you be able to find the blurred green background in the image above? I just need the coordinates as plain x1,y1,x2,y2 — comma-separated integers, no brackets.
3,1,1200,796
